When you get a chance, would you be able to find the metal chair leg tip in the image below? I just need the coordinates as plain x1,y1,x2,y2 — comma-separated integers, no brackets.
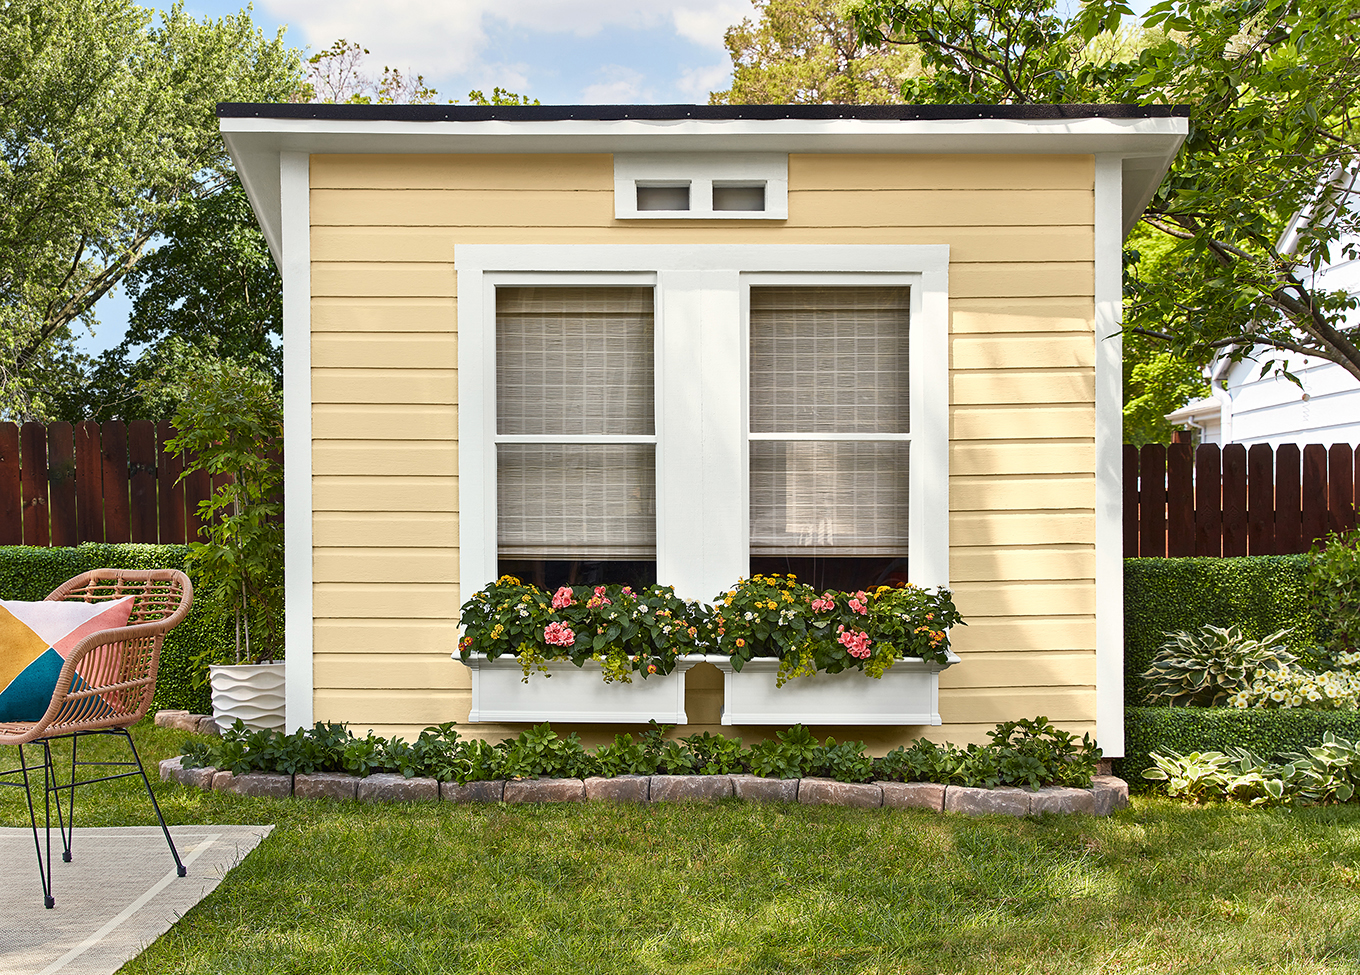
62,851,72,862
177,866,187,877
45,896,55,909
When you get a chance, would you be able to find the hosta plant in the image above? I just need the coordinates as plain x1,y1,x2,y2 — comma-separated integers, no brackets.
1145,733,1360,807
1142,624,1297,706
709,573,964,686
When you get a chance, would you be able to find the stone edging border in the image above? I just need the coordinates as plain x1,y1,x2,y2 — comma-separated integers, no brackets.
158,756,1129,817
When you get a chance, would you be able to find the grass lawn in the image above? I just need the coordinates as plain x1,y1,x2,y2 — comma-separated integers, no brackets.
5,723,1360,974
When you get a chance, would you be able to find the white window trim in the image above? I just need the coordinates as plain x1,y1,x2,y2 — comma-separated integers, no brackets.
456,245,949,604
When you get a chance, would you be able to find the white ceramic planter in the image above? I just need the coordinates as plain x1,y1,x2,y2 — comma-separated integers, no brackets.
210,662,286,732
457,652,708,723
711,651,961,726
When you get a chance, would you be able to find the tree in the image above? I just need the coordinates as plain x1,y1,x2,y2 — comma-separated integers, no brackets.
849,0,1360,387
711,0,917,104
0,0,302,418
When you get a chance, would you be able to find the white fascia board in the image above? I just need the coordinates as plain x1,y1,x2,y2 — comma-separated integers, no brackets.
221,115,1186,260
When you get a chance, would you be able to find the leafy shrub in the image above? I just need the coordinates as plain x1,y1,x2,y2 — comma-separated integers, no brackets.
0,542,228,712
1144,732,1360,806
181,716,1099,790
1124,557,1322,705
1231,657,1360,709
1142,624,1296,706
1308,528,1360,660
711,574,963,684
1118,706,1360,787
457,577,706,682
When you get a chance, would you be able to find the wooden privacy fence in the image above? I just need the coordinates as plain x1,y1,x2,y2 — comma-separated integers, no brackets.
1125,441,1360,557
0,420,224,547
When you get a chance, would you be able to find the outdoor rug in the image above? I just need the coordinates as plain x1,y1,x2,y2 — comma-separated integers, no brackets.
0,824,272,975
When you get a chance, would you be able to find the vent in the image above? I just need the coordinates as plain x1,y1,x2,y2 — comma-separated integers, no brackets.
713,183,765,212
636,183,690,211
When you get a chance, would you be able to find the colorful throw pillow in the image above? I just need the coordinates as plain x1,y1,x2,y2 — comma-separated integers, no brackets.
0,597,135,723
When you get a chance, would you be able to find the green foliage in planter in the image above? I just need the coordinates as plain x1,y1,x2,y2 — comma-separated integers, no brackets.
1118,706,1360,788
1124,556,1322,706
182,715,1099,789
457,577,706,681
1143,731,1360,806
0,542,228,713
712,574,963,684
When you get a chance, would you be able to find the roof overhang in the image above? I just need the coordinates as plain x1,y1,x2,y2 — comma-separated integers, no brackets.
219,103,1189,266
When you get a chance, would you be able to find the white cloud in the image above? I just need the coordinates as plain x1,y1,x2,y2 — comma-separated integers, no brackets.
580,65,648,103
671,1,750,49
265,0,750,74
675,62,732,101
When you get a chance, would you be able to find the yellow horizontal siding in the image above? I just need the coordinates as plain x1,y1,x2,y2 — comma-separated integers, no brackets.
313,475,457,512
312,333,457,370
313,512,458,548
313,405,457,441
308,150,1102,746
312,225,1093,264
790,153,1095,190
312,297,454,332
312,369,456,405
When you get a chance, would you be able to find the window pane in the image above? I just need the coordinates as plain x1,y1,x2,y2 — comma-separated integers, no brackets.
750,441,908,556
749,287,909,434
498,443,656,559
497,287,654,436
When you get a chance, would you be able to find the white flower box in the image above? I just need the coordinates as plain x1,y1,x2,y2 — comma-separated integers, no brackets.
457,652,708,724
710,651,961,726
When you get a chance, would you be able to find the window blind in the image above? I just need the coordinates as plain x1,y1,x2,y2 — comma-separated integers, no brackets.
749,287,910,557
496,287,656,559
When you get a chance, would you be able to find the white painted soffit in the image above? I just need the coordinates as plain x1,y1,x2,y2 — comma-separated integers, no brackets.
221,115,1187,266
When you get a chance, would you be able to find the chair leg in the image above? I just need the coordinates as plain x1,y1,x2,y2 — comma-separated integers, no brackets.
18,742,56,909
120,729,186,878
56,733,76,862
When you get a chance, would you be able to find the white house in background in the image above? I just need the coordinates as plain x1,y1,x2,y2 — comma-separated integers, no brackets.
1166,171,1360,447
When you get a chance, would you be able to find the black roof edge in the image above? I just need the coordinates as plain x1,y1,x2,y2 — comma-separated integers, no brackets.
217,102,1190,123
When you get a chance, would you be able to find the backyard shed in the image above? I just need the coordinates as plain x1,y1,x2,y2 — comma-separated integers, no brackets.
219,103,1187,756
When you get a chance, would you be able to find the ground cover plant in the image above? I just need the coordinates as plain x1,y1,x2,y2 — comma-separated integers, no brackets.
180,715,1100,790
6,722,1360,974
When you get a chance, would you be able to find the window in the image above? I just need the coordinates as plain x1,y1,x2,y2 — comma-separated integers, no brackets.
748,287,912,591
494,286,658,590
457,246,949,603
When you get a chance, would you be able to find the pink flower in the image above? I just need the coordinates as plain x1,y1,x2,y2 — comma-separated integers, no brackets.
587,585,612,608
837,628,872,659
848,598,867,615
551,586,575,609
543,621,576,647
811,597,835,612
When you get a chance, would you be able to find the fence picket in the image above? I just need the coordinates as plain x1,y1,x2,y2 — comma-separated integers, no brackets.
1167,442,1194,557
1247,443,1275,555
47,422,77,546
1139,445,1167,558
1303,444,1329,546
20,423,49,546
0,423,20,545
1222,444,1248,556
1194,444,1221,556
157,421,186,545
100,420,131,544
1330,444,1356,534
1275,444,1302,554
1123,445,1139,555
128,420,157,542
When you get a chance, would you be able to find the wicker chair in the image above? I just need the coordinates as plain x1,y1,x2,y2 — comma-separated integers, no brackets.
0,568,193,909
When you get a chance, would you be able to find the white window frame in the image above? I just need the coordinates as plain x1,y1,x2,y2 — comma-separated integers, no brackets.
457,245,949,604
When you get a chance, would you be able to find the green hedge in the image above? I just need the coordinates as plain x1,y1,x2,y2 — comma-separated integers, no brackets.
1124,556,1323,705
0,544,231,713
1117,706,1360,788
